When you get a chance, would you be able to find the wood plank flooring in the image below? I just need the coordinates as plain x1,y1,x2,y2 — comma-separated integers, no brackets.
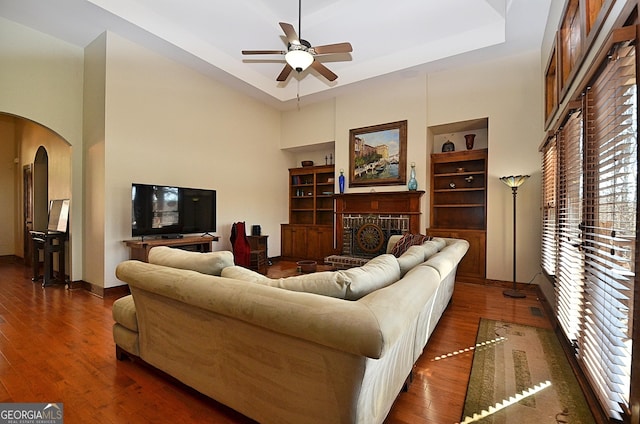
0,256,552,423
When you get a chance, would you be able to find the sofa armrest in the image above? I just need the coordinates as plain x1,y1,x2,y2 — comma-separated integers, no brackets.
386,235,403,254
358,264,440,354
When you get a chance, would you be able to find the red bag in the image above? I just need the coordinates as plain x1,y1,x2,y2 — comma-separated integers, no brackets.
230,222,251,267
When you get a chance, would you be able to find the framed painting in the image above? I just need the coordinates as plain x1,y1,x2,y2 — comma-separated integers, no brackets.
349,120,407,187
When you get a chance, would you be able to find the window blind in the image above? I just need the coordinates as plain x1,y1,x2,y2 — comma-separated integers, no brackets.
556,108,585,344
541,136,558,277
581,41,636,420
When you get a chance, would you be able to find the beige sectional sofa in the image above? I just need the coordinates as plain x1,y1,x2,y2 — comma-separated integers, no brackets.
112,236,469,424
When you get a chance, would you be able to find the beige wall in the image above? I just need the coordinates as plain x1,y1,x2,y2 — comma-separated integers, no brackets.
282,76,430,225
283,56,545,284
83,33,107,287
0,17,83,279
95,33,289,288
3,7,590,287
428,50,544,284
0,115,16,255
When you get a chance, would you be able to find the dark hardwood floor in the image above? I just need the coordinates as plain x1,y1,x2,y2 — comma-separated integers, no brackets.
0,256,551,423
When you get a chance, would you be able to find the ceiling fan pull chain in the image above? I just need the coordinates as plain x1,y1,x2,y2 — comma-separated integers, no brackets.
298,0,302,38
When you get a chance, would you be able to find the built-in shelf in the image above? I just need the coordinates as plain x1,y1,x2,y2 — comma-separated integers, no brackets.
282,164,336,261
428,145,488,281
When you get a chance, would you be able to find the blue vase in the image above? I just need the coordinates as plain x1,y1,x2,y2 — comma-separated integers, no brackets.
338,170,345,194
408,163,418,191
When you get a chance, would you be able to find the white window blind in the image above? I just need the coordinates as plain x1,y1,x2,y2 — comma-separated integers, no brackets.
541,136,557,277
556,108,585,344
581,40,636,420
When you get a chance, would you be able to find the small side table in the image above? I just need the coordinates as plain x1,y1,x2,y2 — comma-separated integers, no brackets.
30,230,67,287
247,235,268,274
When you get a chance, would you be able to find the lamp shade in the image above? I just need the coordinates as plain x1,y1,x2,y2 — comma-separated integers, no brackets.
500,175,530,188
285,50,314,72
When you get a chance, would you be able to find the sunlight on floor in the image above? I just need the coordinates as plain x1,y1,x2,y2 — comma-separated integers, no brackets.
431,336,507,362
456,381,552,423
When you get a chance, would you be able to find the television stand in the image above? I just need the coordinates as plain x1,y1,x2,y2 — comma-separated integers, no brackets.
123,235,219,262
161,234,183,239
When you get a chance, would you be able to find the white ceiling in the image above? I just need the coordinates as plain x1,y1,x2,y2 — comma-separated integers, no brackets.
0,0,552,109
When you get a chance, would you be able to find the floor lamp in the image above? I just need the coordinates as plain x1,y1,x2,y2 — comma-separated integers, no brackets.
500,175,529,298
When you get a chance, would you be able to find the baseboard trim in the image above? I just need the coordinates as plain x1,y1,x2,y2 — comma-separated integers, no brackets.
71,280,130,298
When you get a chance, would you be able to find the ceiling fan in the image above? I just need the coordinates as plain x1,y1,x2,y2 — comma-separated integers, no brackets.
241,0,353,82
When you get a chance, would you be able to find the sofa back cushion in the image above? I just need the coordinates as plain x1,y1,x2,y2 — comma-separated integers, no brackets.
338,254,401,300
221,266,349,299
397,245,426,277
421,241,441,258
148,246,234,276
430,237,447,251
423,239,470,279
220,265,271,283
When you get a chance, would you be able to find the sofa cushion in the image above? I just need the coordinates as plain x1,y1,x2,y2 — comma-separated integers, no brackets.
112,294,138,332
390,233,432,257
222,266,349,299
420,241,440,260
267,272,348,298
113,324,140,356
424,251,459,280
338,254,401,300
430,237,447,251
397,245,426,276
221,265,271,283
148,246,234,276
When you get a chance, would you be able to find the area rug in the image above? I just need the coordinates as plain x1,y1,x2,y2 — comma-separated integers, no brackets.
459,319,595,424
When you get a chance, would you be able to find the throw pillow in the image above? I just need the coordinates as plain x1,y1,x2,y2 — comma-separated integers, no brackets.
390,233,432,257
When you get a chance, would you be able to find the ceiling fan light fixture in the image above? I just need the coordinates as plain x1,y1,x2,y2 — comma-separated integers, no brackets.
285,50,313,72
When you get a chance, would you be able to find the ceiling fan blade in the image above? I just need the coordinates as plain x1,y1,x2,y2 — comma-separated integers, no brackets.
242,50,286,55
279,22,299,44
312,42,353,55
311,61,338,81
277,64,293,82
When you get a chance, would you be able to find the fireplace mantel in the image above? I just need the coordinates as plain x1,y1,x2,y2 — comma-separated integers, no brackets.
334,191,424,253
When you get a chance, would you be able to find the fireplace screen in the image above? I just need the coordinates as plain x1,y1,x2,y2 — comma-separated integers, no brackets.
342,214,409,258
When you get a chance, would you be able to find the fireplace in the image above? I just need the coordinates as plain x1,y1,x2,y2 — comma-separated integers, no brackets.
341,214,409,258
326,191,424,268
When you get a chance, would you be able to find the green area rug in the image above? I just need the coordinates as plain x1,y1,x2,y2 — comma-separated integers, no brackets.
460,319,595,423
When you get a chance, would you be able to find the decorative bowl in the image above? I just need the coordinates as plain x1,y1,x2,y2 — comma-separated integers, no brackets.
297,260,317,273
456,167,466,173
301,160,314,167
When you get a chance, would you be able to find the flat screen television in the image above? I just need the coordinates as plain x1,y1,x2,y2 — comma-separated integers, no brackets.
131,183,216,238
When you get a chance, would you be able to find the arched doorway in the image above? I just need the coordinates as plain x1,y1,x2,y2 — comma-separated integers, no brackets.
1,113,72,276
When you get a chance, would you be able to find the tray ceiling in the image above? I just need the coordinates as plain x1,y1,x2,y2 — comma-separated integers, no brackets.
0,0,552,108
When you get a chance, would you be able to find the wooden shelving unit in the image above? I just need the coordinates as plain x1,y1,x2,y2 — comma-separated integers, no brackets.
282,165,335,261
428,148,487,281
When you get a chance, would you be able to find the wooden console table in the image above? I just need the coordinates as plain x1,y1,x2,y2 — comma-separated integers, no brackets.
123,235,219,262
